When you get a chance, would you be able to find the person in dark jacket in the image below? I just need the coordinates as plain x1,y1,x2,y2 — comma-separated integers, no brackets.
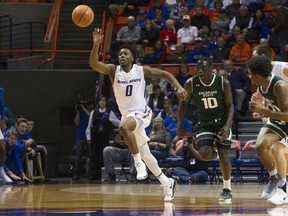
86,95,112,180
139,19,160,47
223,60,251,115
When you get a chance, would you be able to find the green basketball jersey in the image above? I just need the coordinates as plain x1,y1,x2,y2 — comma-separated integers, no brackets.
259,74,288,137
191,73,226,123
259,74,282,111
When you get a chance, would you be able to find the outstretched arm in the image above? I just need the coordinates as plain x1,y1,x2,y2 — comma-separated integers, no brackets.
143,65,187,101
89,28,115,76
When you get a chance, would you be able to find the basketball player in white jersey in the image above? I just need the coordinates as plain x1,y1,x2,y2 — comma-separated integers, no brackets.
89,28,187,201
251,44,288,205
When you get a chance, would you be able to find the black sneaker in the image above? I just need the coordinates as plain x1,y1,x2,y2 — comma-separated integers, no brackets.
103,174,116,183
261,174,286,199
219,188,232,203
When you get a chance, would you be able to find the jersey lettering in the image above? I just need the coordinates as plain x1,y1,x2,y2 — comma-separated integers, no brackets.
201,97,218,109
126,85,133,96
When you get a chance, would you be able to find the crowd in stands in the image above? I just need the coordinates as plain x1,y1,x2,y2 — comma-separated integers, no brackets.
108,0,287,65
105,0,288,117
1,110,48,184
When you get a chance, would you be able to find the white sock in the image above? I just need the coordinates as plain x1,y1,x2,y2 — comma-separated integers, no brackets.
138,144,169,185
268,168,277,177
223,179,231,190
157,171,169,186
132,153,142,164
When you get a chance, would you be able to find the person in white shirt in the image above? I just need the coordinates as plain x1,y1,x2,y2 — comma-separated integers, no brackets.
177,15,198,47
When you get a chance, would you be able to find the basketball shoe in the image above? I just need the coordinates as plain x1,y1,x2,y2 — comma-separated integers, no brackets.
219,188,232,203
262,174,285,199
135,161,148,180
0,167,12,183
162,178,176,202
267,188,288,205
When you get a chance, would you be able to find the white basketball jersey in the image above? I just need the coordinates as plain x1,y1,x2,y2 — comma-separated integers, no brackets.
113,64,147,116
272,61,288,82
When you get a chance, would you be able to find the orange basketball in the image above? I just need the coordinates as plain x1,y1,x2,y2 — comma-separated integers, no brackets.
72,5,94,28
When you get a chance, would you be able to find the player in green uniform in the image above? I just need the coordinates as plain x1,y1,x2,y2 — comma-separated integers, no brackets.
248,55,288,200
177,57,234,203
251,44,288,205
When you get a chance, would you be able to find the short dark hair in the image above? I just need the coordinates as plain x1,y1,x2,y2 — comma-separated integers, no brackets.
118,44,136,59
252,44,273,61
247,55,272,78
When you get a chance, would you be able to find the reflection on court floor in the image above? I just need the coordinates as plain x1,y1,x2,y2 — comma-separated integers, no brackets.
0,180,285,215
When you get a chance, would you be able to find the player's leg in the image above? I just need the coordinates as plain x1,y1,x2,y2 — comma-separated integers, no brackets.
131,110,176,201
217,145,232,203
138,143,176,201
214,127,233,203
194,125,218,161
256,128,285,199
271,142,287,183
195,139,217,161
268,140,288,205
118,116,147,180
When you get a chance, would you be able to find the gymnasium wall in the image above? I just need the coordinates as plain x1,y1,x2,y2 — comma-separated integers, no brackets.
0,70,98,157
0,2,52,24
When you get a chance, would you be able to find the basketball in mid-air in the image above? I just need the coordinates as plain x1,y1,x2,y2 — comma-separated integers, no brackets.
72,5,94,28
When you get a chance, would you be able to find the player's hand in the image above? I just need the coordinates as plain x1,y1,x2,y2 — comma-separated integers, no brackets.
251,91,264,106
175,87,188,101
249,100,262,113
93,28,104,46
217,126,229,142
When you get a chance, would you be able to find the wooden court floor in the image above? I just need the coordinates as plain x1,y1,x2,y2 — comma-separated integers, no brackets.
0,179,287,216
